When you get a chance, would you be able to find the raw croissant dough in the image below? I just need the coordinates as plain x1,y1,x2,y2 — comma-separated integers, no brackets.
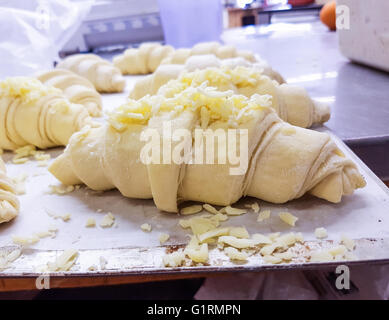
129,55,285,100
113,41,258,75
0,157,19,224
113,43,175,75
57,54,125,93
49,86,365,213
36,69,102,117
0,77,91,150
131,66,328,128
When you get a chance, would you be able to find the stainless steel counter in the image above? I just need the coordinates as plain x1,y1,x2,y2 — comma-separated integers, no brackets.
222,22,389,179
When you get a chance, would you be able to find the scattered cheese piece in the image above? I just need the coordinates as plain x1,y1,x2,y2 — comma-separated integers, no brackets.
310,250,334,262
224,247,248,261
163,251,185,267
100,212,115,228
225,206,247,216
203,204,220,215
279,212,298,227
328,245,347,257
88,265,97,271
180,205,203,215
218,236,256,249
341,235,355,251
213,213,228,222
229,227,250,239
268,232,281,241
0,248,22,270
48,184,75,195
85,218,96,228
251,233,272,245
11,172,28,195
251,202,260,213
12,235,40,246
184,242,209,263
12,157,29,164
189,217,219,235
257,209,271,222
315,227,328,239
60,213,71,222
273,251,294,261
99,256,108,270
198,227,229,243
140,223,152,232
45,208,71,222
47,249,79,271
262,255,282,264
260,244,279,256
274,232,303,248
159,233,170,244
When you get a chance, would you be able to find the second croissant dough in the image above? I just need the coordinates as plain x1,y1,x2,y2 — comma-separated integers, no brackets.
49,86,365,213
0,77,91,150
0,157,19,224
129,54,285,100
57,54,125,93
36,69,102,117
134,66,330,128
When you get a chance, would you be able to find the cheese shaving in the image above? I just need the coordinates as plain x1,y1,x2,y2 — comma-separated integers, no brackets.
224,206,247,216
140,223,152,232
257,209,271,222
341,235,355,251
315,227,328,239
203,204,220,215
100,212,115,228
162,251,185,267
229,227,250,239
159,233,170,244
278,212,298,226
180,205,203,215
48,184,75,195
47,249,79,271
85,218,96,228
224,247,248,261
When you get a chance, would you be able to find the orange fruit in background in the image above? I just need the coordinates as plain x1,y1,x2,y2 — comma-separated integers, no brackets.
320,0,337,31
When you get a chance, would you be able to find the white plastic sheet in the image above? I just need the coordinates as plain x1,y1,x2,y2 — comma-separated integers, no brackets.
0,0,93,78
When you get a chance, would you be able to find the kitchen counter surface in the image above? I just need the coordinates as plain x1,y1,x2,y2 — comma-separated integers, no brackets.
222,21,389,179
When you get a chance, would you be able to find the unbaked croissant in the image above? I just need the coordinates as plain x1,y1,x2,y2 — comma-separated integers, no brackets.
57,54,125,93
0,157,19,224
113,43,174,75
129,54,285,100
162,41,257,64
113,41,259,75
159,67,329,128
0,77,91,150
49,86,365,213
36,69,102,117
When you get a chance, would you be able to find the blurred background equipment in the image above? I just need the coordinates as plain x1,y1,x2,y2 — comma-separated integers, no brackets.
337,0,389,72
157,0,223,47
61,0,163,55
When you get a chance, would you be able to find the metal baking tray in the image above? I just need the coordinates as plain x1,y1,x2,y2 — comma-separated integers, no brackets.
1,76,389,279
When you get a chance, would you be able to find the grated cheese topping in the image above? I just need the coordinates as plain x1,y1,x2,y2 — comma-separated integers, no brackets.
315,227,328,239
278,212,298,227
257,209,271,222
140,223,152,232
100,212,115,228
0,77,61,105
180,205,203,215
110,83,272,130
